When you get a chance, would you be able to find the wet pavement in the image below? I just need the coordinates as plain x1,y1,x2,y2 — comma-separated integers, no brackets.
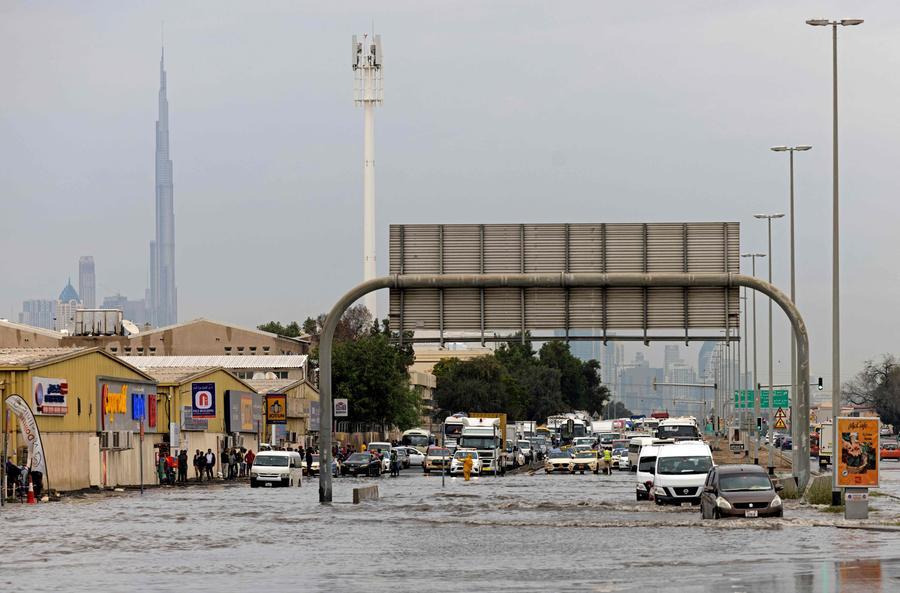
3,464,900,592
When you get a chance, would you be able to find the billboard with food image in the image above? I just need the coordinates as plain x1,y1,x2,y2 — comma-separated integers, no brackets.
836,417,879,488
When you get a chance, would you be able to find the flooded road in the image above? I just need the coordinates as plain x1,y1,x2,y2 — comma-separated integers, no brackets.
4,466,900,592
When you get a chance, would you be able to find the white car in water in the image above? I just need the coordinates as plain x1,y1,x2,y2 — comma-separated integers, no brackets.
449,449,482,476
397,446,424,467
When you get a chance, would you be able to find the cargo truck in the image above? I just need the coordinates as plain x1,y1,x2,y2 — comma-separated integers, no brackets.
459,416,505,475
818,421,833,469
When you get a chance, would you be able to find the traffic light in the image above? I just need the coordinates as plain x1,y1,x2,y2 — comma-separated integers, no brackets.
817,377,824,391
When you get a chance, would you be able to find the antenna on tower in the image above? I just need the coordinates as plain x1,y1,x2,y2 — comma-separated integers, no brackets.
353,31,383,319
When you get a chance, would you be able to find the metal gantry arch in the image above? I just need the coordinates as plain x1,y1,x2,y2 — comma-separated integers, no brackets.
317,272,810,503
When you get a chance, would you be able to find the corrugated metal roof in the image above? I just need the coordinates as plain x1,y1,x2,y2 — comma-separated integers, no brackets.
119,355,308,369
0,319,64,340
140,367,215,384
0,347,88,367
243,378,299,394
130,318,311,343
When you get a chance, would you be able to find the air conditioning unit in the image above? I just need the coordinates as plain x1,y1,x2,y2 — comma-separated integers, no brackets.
120,430,133,450
109,430,133,450
99,431,111,449
289,432,298,443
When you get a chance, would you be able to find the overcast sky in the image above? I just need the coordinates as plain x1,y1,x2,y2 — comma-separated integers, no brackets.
2,1,898,390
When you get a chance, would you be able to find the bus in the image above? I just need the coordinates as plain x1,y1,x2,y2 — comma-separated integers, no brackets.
401,428,433,453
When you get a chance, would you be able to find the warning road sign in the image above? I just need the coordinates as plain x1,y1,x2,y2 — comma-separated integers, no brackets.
774,418,787,430
775,407,787,420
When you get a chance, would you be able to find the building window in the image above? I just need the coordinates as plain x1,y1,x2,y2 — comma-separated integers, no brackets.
149,347,156,353
110,347,118,353
237,346,245,352
263,346,270,352
124,347,132,353
137,347,144,353
249,346,257,352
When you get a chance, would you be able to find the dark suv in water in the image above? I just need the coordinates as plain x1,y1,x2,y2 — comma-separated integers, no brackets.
700,464,783,519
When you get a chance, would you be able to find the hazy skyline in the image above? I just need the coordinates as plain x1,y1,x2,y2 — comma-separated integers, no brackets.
3,1,899,389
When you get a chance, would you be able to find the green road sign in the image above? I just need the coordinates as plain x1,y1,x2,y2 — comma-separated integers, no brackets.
733,389,789,409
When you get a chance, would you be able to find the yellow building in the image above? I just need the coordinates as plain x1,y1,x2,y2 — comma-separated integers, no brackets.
246,377,320,448
142,367,264,469
0,347,158,491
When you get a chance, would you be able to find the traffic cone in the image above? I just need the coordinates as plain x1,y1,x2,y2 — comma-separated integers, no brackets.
26,477,36,505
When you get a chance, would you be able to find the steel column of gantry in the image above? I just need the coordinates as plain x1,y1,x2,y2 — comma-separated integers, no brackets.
317,272,811,503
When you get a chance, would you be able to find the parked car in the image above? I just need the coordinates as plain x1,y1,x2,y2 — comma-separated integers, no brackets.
700,464,783,519
394,447,410,469
423,446,451,473
772,433,786,449
544,449,574,474
571,450,601,474
367,442,393,472
611,447,630,470
780,437,793,451
517,440,534,464
449,449,482,476
306,454,340,477
881,443,900,461
341,453,382,477
398,446,425,467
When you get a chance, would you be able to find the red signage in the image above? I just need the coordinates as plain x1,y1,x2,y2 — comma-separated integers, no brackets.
148,394,157,428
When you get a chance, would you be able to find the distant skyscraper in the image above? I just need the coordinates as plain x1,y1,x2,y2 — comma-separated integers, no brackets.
101,293,148,326
149,46,177,328
664,345,681,372
78,256,96,309
19,299,55,330
55,278,82,333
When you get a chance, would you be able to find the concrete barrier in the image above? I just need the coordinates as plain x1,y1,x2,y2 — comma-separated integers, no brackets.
352,485,379,504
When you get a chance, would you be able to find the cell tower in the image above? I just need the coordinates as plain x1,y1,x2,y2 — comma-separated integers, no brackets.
353,33,383,319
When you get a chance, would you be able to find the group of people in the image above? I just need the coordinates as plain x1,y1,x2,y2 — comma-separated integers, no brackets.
156,447,257,485
219,447,255,480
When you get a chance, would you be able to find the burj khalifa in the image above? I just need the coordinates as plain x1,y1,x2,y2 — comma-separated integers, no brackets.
149,46,177,327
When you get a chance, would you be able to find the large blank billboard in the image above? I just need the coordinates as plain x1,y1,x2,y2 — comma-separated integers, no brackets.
389,223,739,339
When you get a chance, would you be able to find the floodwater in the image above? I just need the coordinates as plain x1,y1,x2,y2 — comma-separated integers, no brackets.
4,464,900,592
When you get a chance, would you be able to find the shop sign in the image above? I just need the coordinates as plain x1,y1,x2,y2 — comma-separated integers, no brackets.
191,382,216,419
266,394,287,424
33,376,68,416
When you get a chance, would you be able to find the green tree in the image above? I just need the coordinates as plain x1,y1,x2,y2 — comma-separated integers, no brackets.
257,320,303,337
538,342,609,414
433,356,520,418
332,331,420,430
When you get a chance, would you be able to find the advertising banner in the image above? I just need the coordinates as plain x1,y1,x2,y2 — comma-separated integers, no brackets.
99,379,155,431
191,382,216,419
32,376,68,416
224,390,262,433
266,394,287,425
5,394,48,476
836,417,880,488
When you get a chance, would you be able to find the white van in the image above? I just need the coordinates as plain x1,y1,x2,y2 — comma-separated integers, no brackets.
628,437,657,473
652,441,714,505
656,417,702,441
635,445,659,501
250,450,304,488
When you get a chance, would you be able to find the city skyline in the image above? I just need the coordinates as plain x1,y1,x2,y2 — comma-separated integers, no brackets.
3,3,899,386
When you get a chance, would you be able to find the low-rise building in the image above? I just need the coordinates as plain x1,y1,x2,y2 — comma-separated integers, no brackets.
0,347,159,491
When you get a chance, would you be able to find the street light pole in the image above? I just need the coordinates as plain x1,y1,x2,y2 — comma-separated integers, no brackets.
807,16,863,505
755,213,785,475
743,252,766,466
770,144,811,465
